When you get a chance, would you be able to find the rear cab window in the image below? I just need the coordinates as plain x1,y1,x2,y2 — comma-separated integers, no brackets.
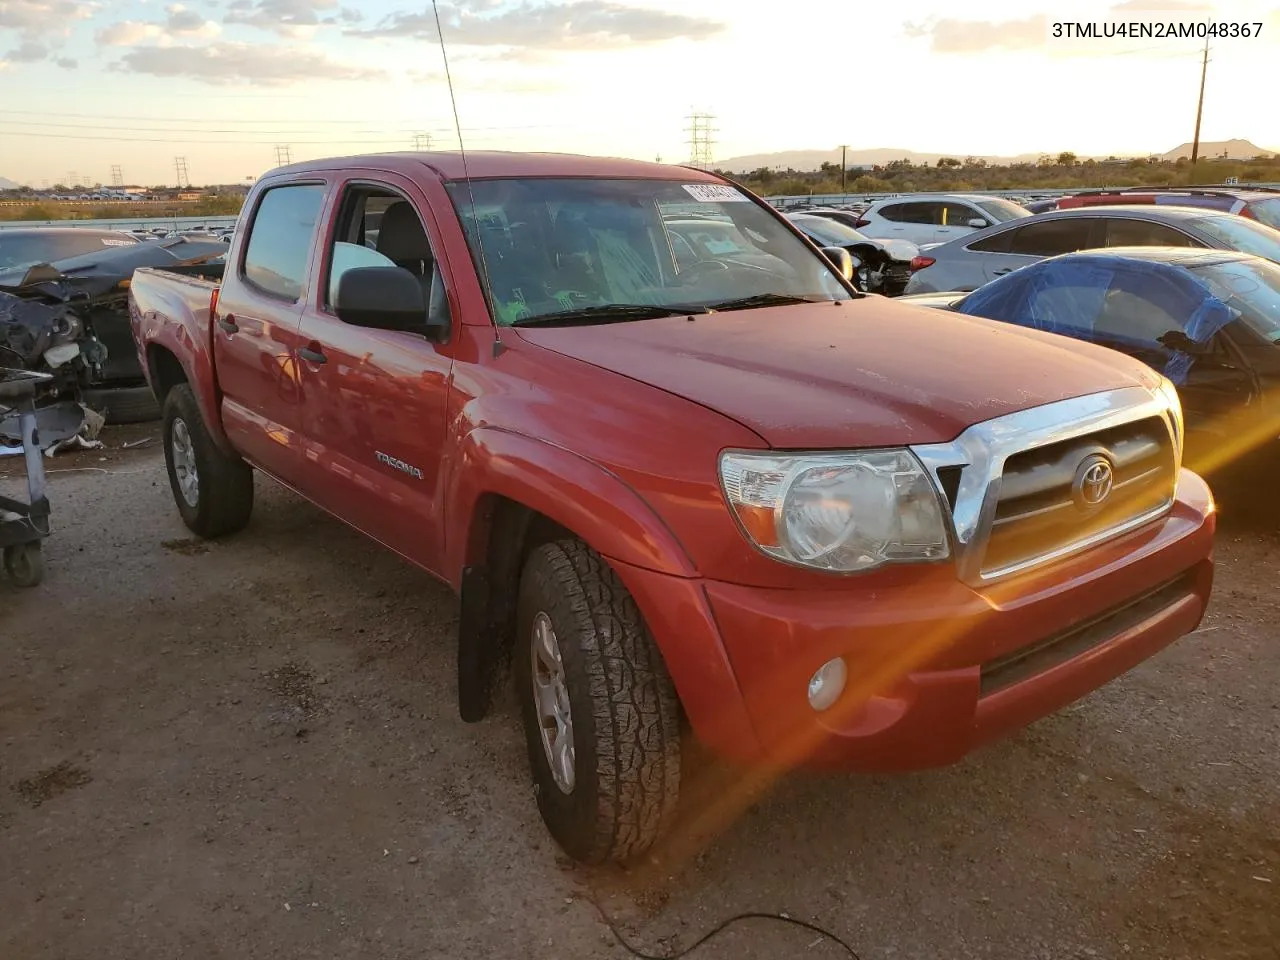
241,183,327,301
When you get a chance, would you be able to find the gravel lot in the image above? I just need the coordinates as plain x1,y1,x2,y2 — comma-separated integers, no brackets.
2,426,1277,960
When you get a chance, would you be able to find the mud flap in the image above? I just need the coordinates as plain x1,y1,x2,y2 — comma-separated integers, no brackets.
457,564,498,722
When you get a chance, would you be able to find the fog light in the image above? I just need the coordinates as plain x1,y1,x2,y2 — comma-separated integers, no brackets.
807,658,847,712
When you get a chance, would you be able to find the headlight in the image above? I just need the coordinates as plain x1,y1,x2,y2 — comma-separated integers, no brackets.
1156,376,1184,462
719,449,951,572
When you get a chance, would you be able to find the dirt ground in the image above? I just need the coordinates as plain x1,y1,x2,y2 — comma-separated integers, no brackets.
2,425,1278,960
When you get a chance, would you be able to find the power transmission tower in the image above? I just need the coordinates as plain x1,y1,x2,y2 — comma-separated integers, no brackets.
110,165,123,188
1190,36,1210,168
411,132,433,151
837,144,850,193
684,111,716,170
273,145,292,167
66,171,76,189
174,157,190,188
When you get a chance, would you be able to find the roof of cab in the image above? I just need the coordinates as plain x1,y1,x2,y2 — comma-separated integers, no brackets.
267,151,724,183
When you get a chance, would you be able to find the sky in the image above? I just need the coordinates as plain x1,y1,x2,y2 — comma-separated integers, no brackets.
0,0,1277,186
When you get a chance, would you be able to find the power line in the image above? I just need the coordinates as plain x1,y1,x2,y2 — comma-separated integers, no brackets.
0,128,577,145
0,109,587,132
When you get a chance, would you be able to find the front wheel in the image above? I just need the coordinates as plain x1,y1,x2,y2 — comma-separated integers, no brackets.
162,385,254,538
515,540,682,864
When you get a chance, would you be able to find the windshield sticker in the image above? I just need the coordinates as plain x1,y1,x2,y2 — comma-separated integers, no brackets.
681,184,750,204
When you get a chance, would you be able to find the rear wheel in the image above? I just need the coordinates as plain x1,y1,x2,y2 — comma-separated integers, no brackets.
515,539,682,865
162,385,253,538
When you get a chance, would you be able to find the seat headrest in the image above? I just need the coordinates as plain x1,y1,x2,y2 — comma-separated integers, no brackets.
376,202,432,264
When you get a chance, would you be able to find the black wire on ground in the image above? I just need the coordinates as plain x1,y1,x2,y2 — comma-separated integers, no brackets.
589,898,865,960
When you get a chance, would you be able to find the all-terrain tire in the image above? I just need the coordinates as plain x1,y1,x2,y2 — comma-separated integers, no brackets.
515,539,682,865
162,384,254,538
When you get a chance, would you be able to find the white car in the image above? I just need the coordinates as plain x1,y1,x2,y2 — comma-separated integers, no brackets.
852,194,1031,246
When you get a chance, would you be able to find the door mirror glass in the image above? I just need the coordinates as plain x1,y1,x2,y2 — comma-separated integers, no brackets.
335,265,429,334
820,246,854,282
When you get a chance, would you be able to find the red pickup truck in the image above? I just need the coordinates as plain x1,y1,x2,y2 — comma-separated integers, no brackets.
129,152,1216,864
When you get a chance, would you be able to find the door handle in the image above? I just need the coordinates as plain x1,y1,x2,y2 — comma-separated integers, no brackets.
217,315,239,333
298,345,327,364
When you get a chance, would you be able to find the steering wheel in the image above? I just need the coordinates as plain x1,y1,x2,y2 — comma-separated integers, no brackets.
677,259,733,286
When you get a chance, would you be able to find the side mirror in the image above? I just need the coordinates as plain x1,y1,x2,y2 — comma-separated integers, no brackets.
967,218,989,228
1158,330,1208,354
335,265,448,341
820,246,855,282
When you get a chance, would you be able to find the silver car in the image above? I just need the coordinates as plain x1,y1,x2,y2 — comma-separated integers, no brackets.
904,205,1280,294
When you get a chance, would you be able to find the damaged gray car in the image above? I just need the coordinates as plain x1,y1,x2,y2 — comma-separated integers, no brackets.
0,234,225,450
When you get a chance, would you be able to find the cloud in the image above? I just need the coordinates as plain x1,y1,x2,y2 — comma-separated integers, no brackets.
4,38,47,61
96,5,221,45
904,15,1046,53
224,0,361,36
54,55,76,68
348,0,725,49
0,0,95,32
110,40,385,84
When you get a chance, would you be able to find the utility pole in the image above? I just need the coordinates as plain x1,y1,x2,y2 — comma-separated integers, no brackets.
837,144,850,193
110,164,123,188
684,111,716,170
411,132,433,151
273,145,292,167
174,157,190,189
1190,36,1209,168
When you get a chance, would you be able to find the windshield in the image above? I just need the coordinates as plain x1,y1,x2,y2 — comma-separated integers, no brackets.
788,215,867,246
1247,197,1280,230
0,231,136,272
1189,215,1280,264
976,199,1032,222
446,178,850,325
1193,258,1280,342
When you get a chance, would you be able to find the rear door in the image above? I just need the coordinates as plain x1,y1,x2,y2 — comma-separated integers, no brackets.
293,173,456,572
982,216,1101,282
864,201,938,244
213,180,327,478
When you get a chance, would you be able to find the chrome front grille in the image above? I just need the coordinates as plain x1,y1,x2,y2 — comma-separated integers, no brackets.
911,386,1183,585
982,416,1177,577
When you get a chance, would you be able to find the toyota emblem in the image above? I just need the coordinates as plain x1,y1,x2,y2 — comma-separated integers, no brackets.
1073,455,1114,510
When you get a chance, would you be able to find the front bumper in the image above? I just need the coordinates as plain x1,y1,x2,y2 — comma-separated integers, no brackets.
615,469,1215,771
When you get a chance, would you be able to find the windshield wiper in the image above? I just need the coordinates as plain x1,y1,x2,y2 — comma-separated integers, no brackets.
509,304,707,327
700,293,831,312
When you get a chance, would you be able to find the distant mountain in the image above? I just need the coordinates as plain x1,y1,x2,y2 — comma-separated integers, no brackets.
1161,139,1276,161
0,177,21,190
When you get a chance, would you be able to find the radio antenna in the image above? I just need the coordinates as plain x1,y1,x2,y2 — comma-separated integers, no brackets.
431,0,504,355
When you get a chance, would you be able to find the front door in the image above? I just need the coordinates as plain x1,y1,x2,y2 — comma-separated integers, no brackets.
213,181,327,478
293,175,455,572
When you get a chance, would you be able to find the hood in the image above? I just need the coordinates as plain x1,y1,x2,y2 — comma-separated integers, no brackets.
514,297,1158,449
863,238,918,262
